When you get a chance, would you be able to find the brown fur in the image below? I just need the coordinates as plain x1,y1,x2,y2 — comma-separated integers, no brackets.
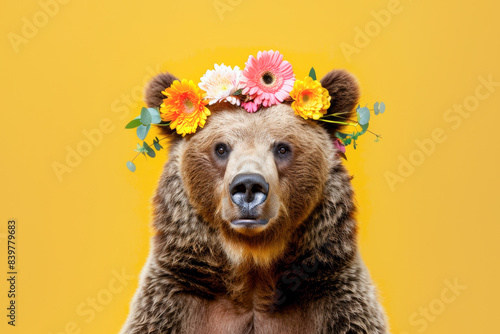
320,69,360,134
120,69,387,334
181,103,330,266
144,72,179,109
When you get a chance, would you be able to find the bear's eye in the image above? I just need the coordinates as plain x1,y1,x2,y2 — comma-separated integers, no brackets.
274,143,292,161
215,143,229,157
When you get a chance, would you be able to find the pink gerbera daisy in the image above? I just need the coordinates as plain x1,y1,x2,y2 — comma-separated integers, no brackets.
241,100,259,113
241,50,295,111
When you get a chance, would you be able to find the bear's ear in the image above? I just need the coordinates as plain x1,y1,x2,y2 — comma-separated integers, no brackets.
144,72,180,139
319,69,360,134
144,72,179,108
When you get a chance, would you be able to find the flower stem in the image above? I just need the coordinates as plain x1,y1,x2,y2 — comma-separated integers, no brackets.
317,118,358,127
130,152,141,162
319,117,382,139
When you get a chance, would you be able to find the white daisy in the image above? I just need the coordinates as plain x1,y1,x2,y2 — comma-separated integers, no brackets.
199,63,243,106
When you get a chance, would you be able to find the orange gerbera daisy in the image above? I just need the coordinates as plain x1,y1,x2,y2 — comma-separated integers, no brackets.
160,79,210,136
290,76,331,120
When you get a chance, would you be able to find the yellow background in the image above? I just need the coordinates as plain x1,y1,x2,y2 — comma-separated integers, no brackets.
1,0,499,333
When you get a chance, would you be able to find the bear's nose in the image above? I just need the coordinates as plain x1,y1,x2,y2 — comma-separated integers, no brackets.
229,173,269,211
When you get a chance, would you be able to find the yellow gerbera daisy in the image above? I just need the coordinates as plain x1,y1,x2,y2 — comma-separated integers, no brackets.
160,79,211,136
289,76,331,120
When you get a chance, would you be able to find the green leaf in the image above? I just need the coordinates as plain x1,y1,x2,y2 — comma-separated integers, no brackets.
126,161,136,172
153,140,163,151
233,89,243,96
125,119,142,129
359,122,369,136
143,142,155,158
135,144,147,153
379,102,386,113
336,132,348,139
140,107,152,125
147,108,161,124
136,124,150,140
374,102,380,115
356,106,370,125
309,67,317,81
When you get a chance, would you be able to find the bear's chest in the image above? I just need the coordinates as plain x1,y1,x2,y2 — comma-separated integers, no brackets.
197,296,316,334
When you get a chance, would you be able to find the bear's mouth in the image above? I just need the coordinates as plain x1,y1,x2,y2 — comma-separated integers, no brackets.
231,219,269,228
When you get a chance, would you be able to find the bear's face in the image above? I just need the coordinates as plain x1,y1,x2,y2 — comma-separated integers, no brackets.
145,69,360,264
179,103,335,264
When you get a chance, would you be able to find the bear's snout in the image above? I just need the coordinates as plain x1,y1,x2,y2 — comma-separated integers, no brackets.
229,173,269,219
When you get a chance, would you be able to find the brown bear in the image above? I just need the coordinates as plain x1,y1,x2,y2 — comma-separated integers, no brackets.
120,69,387,334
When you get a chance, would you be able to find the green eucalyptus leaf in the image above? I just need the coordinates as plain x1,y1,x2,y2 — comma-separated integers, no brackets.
336,132,348,139
309,67,317,80
140,107,152,125
359,122,369,136
135,143,147,153
125,119,142,129
126,161,136,172
147,108,162,124
233,89,243,96
374,102,380,115
153,140,163,151
137,124,150,140
357,106,370,125
143,142,155,158
379,102,386,113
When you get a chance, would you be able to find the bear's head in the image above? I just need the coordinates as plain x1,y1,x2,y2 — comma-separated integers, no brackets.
145,69,359,266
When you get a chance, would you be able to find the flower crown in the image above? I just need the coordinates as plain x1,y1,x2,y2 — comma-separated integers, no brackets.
125,50,386,172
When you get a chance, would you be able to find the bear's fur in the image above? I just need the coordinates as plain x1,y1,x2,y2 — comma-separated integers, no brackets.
120,69,387,334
